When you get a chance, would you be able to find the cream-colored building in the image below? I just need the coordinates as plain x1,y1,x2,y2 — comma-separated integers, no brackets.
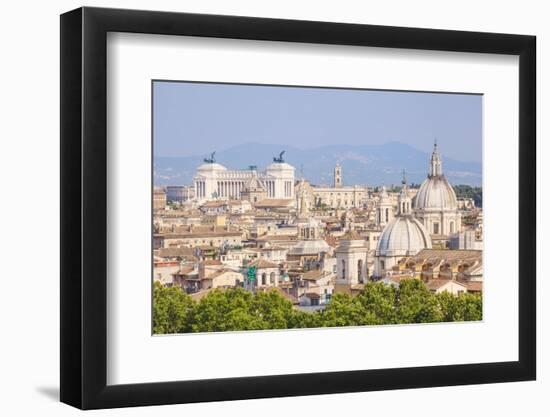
153,228,243,249
153,260,180,286
413,142,462,235
153,187,167,210
294,165,369,210
201,269,244,290
425,279,468,295
334,231,369,292
375,186,394,226
193,154,295,203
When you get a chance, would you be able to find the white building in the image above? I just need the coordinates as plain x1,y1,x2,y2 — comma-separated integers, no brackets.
166,185,194,203
374,180,432,277
193,153,295,203
376,186,394,226
335,231,369,286
449,230,483,250
414,142,462,235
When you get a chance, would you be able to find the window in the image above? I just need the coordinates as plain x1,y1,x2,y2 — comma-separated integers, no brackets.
341,259,346,278
433,223,440,234
357,259,363,283
450,221,455,234
261,273,267,286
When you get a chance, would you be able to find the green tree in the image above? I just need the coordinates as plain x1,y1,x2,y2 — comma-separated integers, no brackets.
437,291,482,322
355,282,398,325
320,293,377,327
453,184,483,207
191,288,262,332
395,279,443,324
251,290,295,330
290,309,323,329
153,282,196,334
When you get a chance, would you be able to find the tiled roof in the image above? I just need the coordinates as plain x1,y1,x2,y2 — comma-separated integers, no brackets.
254,199,294,207
301,269,328,281
249,259,279,269
425,279,467,291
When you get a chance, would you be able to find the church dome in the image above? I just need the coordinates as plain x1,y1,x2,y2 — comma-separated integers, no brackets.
413,141,458,211
376,216,432,257
414,176,458,211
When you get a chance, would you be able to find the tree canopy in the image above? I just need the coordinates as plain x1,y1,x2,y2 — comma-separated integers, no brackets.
153,280,482,334
453,184,483,207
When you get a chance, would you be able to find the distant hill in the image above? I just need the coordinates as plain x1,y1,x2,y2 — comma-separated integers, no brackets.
154,141,481,187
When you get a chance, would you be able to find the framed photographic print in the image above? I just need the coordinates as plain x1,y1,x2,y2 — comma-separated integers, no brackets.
60,6,536,410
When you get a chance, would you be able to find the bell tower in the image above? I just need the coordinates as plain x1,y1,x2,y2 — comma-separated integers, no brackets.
376,186,394,226
334,163,342,188
398,170,412,216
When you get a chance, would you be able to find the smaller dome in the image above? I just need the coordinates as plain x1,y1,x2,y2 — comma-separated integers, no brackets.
414,176,458,211
376,216,432,257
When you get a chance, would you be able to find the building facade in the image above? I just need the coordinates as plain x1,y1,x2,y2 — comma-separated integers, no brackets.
193,156,295,203
153,187,167,210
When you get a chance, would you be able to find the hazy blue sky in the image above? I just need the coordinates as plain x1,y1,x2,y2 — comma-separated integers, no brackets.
153,81,482,162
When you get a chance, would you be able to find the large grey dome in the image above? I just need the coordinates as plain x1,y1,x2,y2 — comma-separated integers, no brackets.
376,216,432,257
414,176,458,211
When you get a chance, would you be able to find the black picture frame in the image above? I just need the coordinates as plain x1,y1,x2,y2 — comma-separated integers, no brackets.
60,6,536,410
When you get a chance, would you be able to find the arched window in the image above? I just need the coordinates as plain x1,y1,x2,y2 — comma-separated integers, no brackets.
269,272,275,285
261,273,267,286
357,259,363,283
385,208,389,222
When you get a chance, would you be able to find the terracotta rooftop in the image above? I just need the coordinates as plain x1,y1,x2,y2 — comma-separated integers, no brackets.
425,279,467,291
249,259,280,269
301,269,329,281
254,199,294,207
